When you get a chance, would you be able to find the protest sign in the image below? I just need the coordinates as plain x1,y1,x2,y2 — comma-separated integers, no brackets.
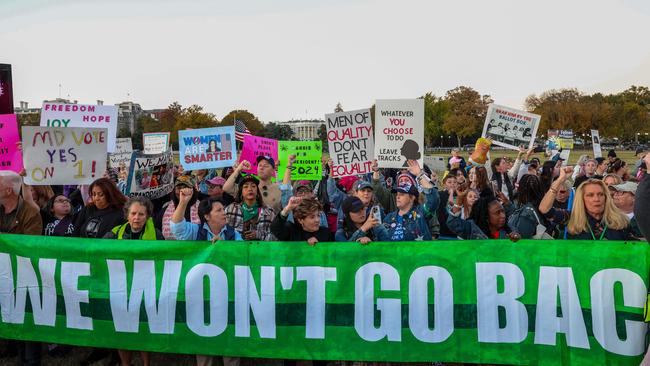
143,132,170,154
22,126,107,185
0,64,13,114
0,236,647,365
240,135,278,176
326,108,374,178
178,127,236,171
591,129,602,158
40,102,118,152
108,137,133,169
126,150,174,199
482,104,540,150
374,99,424,168
558,129,574,149
0,114,23,172
277,141,322,180
423,155,446,172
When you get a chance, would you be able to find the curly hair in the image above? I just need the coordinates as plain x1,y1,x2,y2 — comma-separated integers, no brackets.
293,197,323,222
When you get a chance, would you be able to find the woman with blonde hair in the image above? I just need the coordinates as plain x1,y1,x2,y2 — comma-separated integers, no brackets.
539,166,633,241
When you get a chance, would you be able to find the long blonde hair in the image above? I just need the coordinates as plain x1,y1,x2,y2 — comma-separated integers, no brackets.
567,179,629,235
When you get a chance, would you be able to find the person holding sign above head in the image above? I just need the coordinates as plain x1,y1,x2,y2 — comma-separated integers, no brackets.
224,157,282,213
224,174,276,241
271,196,331,245
335,196,389,244
382,160,439,241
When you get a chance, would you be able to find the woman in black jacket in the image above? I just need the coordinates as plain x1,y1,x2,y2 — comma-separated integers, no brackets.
73,178,127,238
271,196,332,244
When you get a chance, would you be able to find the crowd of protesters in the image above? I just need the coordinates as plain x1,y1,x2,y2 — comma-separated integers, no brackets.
1,142,649,366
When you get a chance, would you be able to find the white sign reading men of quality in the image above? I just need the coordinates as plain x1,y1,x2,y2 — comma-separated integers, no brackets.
22,126,108,185
143,132,170,155
40,102,118,152
374,99,424,169
325,108,374,178
482,104,541,151
591,130,602,158
108,138,133,169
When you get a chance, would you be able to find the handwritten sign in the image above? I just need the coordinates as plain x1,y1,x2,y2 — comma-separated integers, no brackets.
126,150,174,200
22,126,107,185
143,132,170,155
591,129,602,158
178,127,236,170
240,135,278,176
40,102,118,152
277,141,322,180
326,108,374,178
108,137,133,169
374,99,424,168
0,114,23,172
482,104,540,151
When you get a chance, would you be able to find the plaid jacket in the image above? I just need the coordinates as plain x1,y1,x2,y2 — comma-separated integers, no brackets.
224,203,276,241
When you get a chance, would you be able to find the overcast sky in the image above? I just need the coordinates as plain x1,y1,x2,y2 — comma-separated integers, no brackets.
1,0,649,122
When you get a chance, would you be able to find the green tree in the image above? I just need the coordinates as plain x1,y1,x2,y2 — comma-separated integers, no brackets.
219,110,264,135
442,86,493,147
260,122,294,140
117,125,131,138
175,104,219,130
317,124,328,152
420,92,449,147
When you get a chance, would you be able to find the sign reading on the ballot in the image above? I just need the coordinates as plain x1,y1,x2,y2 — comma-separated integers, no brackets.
374,99,424,168
22,126,107,185
0,114,23,173
40,102,118,152
326,108,374,178
178,127,236,170
277,141,322,180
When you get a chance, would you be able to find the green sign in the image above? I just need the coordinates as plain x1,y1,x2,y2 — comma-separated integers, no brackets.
0,234,647,365
277,140,322,180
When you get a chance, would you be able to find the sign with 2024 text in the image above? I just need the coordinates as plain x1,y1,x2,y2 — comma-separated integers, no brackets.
40,103,118,152
178,127,237,170
374,99,424,169
277,141,322,180
326,109,374,178
22,126,107,185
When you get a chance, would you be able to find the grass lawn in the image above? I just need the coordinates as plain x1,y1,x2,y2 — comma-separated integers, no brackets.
428,149,639,167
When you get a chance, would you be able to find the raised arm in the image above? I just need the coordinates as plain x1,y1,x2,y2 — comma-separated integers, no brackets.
539,166,573,214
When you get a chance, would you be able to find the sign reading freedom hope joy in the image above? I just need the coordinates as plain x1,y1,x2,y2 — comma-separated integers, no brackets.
40,102,118,152
0,237,646,364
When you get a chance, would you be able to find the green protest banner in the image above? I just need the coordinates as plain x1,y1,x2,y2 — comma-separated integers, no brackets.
277,140,322,180
0,234,647,365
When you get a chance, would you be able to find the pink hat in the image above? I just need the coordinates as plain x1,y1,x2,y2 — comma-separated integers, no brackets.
207,176,226,186
338,176,359,193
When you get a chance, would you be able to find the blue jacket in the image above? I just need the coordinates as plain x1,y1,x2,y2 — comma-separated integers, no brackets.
382,187,439,241
335,224,390,242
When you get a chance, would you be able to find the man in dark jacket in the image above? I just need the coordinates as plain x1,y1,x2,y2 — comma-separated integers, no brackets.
634,154,650,238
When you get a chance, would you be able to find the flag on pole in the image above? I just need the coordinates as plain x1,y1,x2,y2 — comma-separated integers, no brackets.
234,119,251,142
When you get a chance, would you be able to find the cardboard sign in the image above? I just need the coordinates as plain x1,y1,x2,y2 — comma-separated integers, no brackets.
0,114,23,173
277,141,322,180
178,127,236,171
558,129,574,149
482,104,541,151
240,135,278,176
326,108,374,178
126,150,174,200
0,64,13,114
591,129,602,158
22,126,107,185
108,138,133,169
374,99,424,168
40,102,118,152
143,132,170,155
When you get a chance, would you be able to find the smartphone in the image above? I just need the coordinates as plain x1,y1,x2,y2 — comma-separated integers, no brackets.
371,205,382,222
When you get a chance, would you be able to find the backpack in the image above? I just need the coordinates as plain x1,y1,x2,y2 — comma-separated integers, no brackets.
508,205,553,240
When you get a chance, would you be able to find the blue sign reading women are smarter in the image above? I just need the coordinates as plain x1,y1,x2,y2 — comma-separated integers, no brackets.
178,126,237,170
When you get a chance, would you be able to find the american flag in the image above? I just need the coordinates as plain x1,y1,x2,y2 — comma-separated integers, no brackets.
234,119,251,142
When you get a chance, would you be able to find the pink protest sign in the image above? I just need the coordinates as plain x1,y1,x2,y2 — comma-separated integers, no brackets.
240,135,278,175
0,114,23,173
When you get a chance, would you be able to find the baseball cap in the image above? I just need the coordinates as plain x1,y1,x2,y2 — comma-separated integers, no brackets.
338,176,359,193
341,196,365,214
256,155,276,169
174,175,195,188
294,180,312,193
611,182,637,195
354,180,373,191
207,176,226,186
392,182,418,196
